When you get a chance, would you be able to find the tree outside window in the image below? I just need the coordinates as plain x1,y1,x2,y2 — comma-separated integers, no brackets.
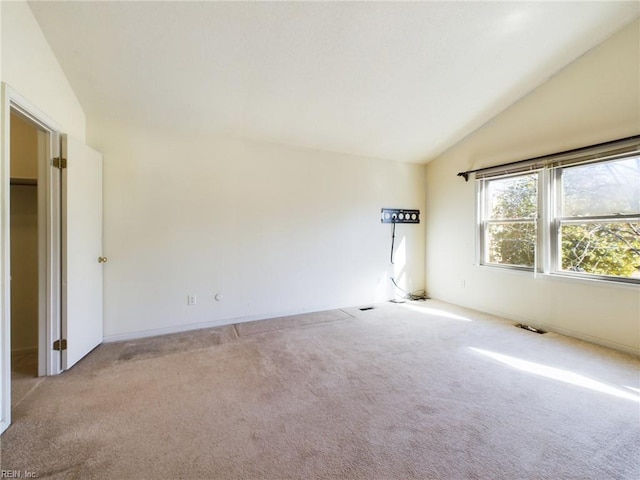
482,174,537,268
479,155,640,282
558,157,640,278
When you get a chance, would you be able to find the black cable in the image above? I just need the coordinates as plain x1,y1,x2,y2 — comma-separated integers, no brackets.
390,277,429,301
390,221,396,264
388,216,429,301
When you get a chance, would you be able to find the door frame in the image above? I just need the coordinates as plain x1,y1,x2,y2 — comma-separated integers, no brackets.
1,84,63,433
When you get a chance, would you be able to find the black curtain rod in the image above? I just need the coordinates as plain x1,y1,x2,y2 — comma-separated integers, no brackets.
456,134,640,182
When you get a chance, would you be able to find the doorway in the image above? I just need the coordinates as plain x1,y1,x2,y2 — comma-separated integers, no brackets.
1,89,63,434
9,111,47,407
1,86,104,434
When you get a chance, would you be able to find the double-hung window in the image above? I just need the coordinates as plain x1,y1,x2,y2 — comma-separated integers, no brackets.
479,173,539,269
553,157,640,281
475,136,640,284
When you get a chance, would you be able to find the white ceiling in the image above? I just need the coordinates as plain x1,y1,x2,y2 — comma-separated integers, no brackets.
28,1,639,163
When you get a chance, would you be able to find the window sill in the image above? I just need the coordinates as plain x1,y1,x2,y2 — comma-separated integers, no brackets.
474,264,640,289
541,272,639,290
474,263,536,278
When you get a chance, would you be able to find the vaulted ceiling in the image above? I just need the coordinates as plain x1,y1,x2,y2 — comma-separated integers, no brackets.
29,1,639,163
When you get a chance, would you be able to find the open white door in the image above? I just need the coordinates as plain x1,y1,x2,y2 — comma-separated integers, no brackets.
60,135,104,370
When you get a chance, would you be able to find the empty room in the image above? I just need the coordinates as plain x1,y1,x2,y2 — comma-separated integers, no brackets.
0,1,639,479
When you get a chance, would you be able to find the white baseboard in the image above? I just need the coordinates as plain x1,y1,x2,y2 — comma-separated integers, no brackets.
535,324,640,358
103,305,345,343
431,295,640,357
103,317,237,343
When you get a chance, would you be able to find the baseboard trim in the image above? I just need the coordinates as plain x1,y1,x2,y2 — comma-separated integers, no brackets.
535,324,640,358
103,306,346,343
104,318,237,343
430,296,640,357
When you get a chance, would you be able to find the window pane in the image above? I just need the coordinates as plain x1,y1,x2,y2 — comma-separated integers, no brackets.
487,174,537,220
562,157,640,216
560,222,640,278
487,222,536,267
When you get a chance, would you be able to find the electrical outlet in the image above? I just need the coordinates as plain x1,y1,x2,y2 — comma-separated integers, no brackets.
187,294,197,306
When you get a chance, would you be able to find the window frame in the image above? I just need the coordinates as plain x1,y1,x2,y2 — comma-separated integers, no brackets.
475,139,640,286
549,162,640,284
477,171,542,272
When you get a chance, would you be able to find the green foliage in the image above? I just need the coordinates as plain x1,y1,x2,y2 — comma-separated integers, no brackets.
561,223,640,277
487,159,640,278
488,223,536,267
487,175,537,267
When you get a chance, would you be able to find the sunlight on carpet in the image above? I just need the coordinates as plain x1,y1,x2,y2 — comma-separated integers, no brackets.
470,347,640,402
399,302,472,321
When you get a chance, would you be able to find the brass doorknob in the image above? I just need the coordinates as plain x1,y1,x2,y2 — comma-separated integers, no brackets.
98,256,108,263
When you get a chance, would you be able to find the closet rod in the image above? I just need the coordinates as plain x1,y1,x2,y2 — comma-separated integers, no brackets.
10,178,37,186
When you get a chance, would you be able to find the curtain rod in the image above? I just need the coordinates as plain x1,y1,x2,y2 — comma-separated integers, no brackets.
456,134,640,182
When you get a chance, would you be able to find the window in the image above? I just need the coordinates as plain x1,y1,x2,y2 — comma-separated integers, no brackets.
480,173,538,269
554,157,640,280
476,137,640,284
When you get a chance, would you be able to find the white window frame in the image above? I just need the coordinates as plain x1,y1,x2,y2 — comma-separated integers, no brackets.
550,162,640,284
478,171,541,271
474,137,640,286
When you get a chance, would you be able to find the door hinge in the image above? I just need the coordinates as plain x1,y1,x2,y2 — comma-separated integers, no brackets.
53,339,67,351
52,157,67,169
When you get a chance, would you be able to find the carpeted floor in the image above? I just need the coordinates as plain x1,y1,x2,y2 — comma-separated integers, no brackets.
10,351,43,410
1,300,639,479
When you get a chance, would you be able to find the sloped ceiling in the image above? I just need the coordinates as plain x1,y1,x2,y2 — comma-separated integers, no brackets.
28,1,639,163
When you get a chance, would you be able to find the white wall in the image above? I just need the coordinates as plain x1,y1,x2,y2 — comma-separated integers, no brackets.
89,120,426,339
1,0,85,140
0,0,87,433
425,19,640,354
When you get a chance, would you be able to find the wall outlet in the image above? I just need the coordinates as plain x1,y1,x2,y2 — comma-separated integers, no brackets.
187,294,197,306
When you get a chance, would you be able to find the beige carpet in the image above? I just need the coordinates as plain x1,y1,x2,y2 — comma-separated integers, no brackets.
10,351,43,410
1,301,638,479
235,309,353,336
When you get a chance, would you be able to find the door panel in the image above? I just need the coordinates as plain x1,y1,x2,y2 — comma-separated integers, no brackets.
61,135,103,369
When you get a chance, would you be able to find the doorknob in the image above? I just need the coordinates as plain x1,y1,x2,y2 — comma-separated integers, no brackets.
98,256,108,263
